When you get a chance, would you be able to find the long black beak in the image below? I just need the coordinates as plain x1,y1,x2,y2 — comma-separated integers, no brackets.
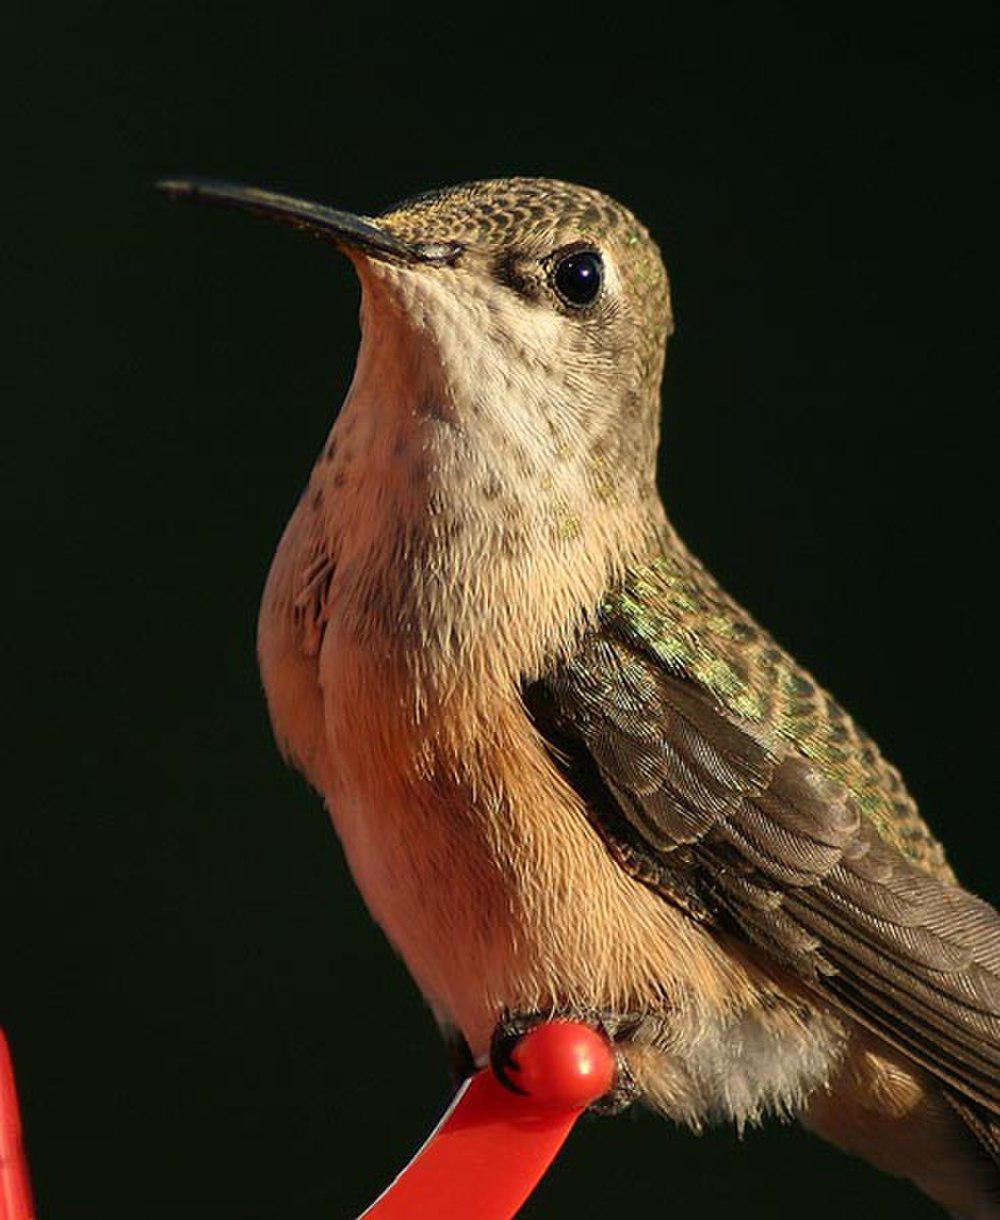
156,178,460,266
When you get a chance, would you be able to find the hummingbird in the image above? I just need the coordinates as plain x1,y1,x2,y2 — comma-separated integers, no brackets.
161,176,999,1216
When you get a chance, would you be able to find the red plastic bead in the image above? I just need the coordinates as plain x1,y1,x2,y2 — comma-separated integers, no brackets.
361,1020,619,1218
508,1021,616,1110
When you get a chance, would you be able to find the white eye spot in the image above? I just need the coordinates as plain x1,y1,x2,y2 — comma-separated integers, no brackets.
414,241,463,264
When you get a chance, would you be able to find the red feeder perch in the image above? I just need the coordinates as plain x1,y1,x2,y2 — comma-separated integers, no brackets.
362,1020,616,1218
0,1032,35,1220
0,1020,614,1219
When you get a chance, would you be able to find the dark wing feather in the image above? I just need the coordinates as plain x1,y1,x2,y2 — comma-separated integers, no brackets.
526,622,1000,1123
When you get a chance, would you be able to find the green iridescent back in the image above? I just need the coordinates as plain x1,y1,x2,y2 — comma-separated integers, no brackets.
604,542,953,879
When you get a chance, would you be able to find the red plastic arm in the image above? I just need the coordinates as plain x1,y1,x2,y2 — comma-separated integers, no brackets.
0,1019,614,1220
360,1020,616,1219
0,1031,35,1220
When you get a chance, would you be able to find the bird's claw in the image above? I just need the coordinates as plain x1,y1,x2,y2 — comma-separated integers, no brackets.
589,1051,638,1115
489,1009,639,1113
489,1009,543,1095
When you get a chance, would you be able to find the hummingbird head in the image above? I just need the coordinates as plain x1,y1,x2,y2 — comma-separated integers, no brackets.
159,176,672,513
161,176,674,671
367,177,673,499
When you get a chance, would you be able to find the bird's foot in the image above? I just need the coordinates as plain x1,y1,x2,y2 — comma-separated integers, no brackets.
489,1008,639,1114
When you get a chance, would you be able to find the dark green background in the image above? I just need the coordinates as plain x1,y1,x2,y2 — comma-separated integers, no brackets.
6,5,997,1217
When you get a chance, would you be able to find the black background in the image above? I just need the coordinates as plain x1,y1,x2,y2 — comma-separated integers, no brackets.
6,5,997,1217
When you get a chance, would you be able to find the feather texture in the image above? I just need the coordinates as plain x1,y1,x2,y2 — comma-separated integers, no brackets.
525,548,1000,1155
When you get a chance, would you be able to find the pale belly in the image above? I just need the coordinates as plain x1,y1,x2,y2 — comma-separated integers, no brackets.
316,640,544,1053
320,770,526,1053
263,603,845,1119
322,755,849,1135
317,649,832,1081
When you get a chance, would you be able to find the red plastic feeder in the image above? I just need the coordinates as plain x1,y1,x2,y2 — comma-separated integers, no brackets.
0,1032,35,1220
361,1020,616,1218
0,1020,614,1219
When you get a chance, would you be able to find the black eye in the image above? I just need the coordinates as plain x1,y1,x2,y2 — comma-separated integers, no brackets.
552,249,604,307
